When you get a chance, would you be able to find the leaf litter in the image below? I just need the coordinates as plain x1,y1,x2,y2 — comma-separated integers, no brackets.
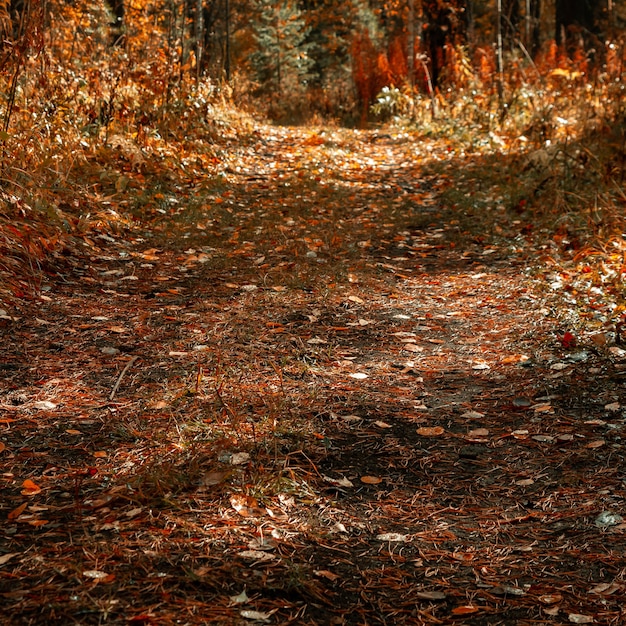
0,124,625,625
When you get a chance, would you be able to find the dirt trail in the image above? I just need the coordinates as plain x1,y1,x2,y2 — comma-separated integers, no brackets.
1,126,625,625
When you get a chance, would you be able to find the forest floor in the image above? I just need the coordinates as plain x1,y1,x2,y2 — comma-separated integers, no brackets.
1,122,626,625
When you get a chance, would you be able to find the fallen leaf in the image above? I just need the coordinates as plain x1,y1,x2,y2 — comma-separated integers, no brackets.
231,452,250,465
307,337,327,345
415,590,447,600
376,533,409,542
229,590,249,604
452,606,479,615
349,372,368,379
83,570,109,579
374,421,392,428
201,471,229,487
568,614,594,624
124,507,143,519
416,426,445,437
0,442,5,453
403,343,423,353
594,511,623,527
0,552,19,566
21,479,42,496
461,411,484,419
472,362,490,370
532,403,554,413
550,362,569,370
8,502,27,520
32,401,56,410
539,594,563,604
468,428,489,437
605,402,620,412
314,569,340,581
559,331,577,349
230,495,264,517
557,433,574,441
240,610,272,622
589,582,622,595
360,475,382,484
107,326,129,334
238,550,275,562
586,440,605,449
27,519,48,527
323,475,354,488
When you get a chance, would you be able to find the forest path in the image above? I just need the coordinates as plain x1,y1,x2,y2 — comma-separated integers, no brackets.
1,124,625,625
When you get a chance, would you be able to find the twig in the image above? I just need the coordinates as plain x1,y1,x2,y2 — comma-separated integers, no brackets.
109,356,139,401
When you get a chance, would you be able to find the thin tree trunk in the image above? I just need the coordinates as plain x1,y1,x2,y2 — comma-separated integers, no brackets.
496,0,504,113
195,0,203,79
408,0,415,87
224,0,231,81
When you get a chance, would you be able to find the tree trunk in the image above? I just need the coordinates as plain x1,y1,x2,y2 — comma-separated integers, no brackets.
501,0,520,49
408,0,415,87
525,0,541,56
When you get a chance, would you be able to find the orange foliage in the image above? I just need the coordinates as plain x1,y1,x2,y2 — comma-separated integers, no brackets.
476,48,496,86
387,35,408,86
351,31,392,122
351,32,413,122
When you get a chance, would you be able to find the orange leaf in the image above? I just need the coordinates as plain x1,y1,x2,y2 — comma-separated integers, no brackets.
586,440,605,449
8,502,27,520
417,426,445,437
21,479,42,495
452,606,480,615
360,475,382,485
